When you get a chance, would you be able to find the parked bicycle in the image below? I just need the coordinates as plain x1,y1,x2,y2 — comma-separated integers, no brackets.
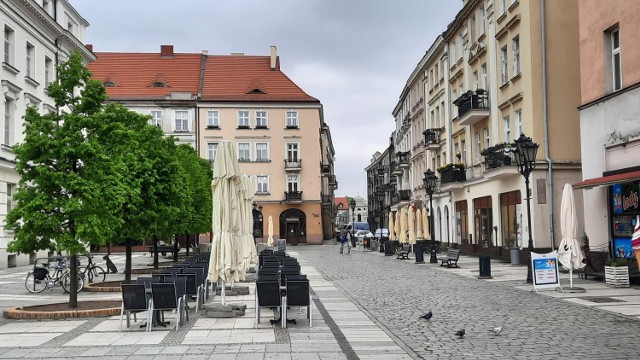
25,257,84,293
78,256,106,283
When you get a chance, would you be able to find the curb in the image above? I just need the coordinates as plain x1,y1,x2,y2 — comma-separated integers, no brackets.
3,301,121,319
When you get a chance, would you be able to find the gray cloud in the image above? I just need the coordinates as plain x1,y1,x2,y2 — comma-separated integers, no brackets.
72,0,460,197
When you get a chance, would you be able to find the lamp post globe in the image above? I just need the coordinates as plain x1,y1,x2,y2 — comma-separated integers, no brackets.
423,169,438,263
513,134,539,283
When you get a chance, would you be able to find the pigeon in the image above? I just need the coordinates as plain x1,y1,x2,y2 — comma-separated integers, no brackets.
455,329,465,338
419,311,433,320
490,326,502,335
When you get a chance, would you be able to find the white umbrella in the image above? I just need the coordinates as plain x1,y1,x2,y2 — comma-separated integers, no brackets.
408,205,416,244
395,210,401,243
423,209,430,240
267,215,274,246
237,175,257,281
208,141,243,305
398,207,407,244
388,212,395,241
416,208,423,239
557,183,585,289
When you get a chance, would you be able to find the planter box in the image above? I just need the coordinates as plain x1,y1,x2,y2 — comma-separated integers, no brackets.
605,266,630,288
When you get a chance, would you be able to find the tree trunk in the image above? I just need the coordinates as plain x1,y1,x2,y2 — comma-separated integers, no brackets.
173,235,179,263
125,238,132,283
186,232,190,256
107,241,112,255
153,236,159,269
68,254,78,308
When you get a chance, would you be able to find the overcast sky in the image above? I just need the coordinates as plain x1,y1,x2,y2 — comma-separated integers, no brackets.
71,0,461,198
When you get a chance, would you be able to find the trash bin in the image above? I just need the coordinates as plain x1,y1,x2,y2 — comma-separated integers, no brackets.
510,248,520,265
414,242,424,264
478,255,492,279
384,240,396,256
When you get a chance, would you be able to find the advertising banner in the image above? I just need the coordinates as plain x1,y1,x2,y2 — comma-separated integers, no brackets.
531,251,563,293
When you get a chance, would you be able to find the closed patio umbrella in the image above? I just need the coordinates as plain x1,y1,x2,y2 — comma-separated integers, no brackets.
416,208,423,239
237,175,257,281
398,207,407,244
267,215,274,246
557,183,585,290
388,211,395,241
422,209,430,240
395,209,401,243
408,205,416,244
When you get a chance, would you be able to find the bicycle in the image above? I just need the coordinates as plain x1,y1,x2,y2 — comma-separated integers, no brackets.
78,256,106,283
25,259,84,293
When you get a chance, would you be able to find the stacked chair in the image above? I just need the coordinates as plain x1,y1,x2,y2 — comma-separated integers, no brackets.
254,249,312,328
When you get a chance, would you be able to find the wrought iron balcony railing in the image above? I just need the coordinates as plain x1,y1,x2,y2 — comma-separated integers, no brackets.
284,191,303,202
454,90,489,119
438,164,466,184
399,189,411,201
481,143,515,170
396,151,410,167
284,159,302,170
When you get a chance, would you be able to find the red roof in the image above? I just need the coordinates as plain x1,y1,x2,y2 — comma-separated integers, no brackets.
334,197,348,210
201,55,317,102
88,52,202,100
87,49,318,103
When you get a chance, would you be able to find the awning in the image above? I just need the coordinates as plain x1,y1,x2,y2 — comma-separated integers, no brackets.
573,170,640,189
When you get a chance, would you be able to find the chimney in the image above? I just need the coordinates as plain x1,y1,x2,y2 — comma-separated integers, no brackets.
160,45,174,57
270,45,277,70
85,44,93,52
202,50,208,56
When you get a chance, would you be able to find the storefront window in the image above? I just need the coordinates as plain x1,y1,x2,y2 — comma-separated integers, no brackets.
611,182,640,258
455,201,468,244
500,191,521,248
474,196,493,248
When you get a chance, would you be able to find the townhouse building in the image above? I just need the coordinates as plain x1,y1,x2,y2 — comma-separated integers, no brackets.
88,46,336,245
1,0,93,268
574,0,640,264
371,0,583,261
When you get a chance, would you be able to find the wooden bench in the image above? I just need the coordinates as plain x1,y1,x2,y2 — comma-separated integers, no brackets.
147,245,179,258
437,248,461,268
396,244,411,260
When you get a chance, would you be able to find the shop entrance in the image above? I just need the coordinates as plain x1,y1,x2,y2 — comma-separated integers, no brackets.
279,209,306,245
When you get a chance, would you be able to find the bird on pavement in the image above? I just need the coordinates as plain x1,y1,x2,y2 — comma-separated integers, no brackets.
455,329,465,338
490,326,503,335
419,310,432,320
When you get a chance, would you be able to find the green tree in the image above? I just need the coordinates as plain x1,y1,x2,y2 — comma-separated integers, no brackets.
6,52,127,307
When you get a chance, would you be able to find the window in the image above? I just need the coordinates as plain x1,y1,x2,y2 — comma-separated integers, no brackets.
512,36,520,76
455,200,468,244
500,191,521,248
458,35,463,61
286,143,299,161
435,106,440,128
503,116,511,142
481,63,487,90
26,42,34,78
256,143,269,162
499,0,506,15
451,41,457,63
501,46,508,84
257,175,269,194
287,174,300,192
256,110,267,128
483,128,490,150
174,110,189,132
611,28,622,91
473,70,479,90
470,14,476,41
238,143,251,162
461,140,467,165
451,89,457,114
237,110,250,128
150,111,162,128
45,56,53,87
4,26,14,65
4,97,13,146
6,183,15,216
207,143,218,163
286,110,298,128
474,132,481,163
515,109,523,137
435,64,439,84
206,110,219,128
478,6,485,36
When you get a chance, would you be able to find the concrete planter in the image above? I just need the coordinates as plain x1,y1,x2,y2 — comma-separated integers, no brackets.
605,266,630,288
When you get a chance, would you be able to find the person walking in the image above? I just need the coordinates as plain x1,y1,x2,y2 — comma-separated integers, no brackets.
339,232,351,254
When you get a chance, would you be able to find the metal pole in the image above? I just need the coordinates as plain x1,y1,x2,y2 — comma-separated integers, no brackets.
429,193,437,263
525,173,534,283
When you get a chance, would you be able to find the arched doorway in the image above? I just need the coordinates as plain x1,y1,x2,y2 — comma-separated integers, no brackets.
279,209,306,245
445,205,450,246
252,209,263,240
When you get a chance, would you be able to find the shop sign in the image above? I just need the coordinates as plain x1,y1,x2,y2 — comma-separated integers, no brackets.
612,182,640,215
531,251,563,293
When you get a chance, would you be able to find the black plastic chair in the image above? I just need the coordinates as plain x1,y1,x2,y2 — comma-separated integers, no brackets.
258,273,279,282
284,274,307,283
177,273,200,312
149,282,184,331
165,276,189,323
183,268,204,309
135,277,153,291
284,279,312,328
120,284,150,331
255,280,283,328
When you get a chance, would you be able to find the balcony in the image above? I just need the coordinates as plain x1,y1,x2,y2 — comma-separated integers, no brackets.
321,162,331,174
482,143,519,179
328,175,338,190
423,128,444,150
284,191,303,203
397,151,410,168
399,189,411,201
454,90,490,126
438,164,466,184
284,159,302,171
322,194,332,204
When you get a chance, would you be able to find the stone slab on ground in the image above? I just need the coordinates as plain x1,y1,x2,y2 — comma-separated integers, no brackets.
202,302,247,318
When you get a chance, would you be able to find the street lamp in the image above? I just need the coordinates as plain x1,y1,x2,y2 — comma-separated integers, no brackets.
423,169,438,263
377,190,386,253
513,133,539,283
349,198,356,248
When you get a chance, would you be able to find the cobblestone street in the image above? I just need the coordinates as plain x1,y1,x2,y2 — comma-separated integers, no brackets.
295,245,640,359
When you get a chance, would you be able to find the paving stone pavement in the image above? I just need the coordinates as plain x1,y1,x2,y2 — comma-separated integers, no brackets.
0,248,639,359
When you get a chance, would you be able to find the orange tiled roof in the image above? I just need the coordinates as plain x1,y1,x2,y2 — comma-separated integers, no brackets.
88,52,203,100
334,197,348,210
201,55,318,102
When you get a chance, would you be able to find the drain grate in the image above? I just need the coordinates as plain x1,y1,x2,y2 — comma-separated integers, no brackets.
583,297,625,303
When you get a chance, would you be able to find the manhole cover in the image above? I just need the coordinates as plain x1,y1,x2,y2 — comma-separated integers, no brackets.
583,297,625,303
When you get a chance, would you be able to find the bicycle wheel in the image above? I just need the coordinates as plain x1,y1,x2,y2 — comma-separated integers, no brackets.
78,266,92,283
25,272,47,293
91,265,106,283
61,273,84,293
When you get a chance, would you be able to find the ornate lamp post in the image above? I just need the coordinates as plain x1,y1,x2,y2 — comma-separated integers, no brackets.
513,134,539,283
349,198,356,247
377,190,386,252
423,169,438,263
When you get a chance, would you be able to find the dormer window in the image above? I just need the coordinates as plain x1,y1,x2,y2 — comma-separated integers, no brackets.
104,81,116,87
153,81,166,87
248,88,265,94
